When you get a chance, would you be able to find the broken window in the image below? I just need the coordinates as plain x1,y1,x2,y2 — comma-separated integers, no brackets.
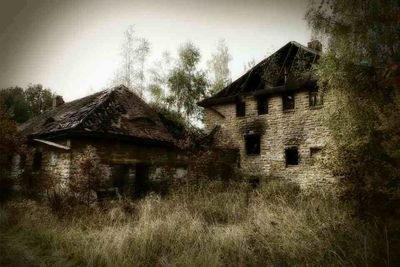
282,93,295,111
236,101,246,117
285,147,299,166
32,151,42,171
245,134,261,155
257,95,268,115
309,88,323,107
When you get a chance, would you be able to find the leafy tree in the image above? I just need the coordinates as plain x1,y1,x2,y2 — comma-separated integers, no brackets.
306,0,400,213
168,42,209,124
148,51,173,106
207,39,232,95
0,105,25,200
69,146,109,206
0,87,31,123
25,84,54,116
114,25,150,98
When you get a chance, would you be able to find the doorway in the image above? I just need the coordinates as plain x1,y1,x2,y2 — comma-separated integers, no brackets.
134,164,150,196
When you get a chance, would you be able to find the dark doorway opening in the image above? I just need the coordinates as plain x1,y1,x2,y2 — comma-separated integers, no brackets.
135,164,150,196
111,165,130,195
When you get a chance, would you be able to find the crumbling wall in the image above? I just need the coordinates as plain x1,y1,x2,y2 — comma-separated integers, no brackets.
203,90,334,187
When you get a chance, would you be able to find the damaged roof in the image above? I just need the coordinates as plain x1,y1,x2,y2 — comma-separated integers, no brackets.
19,85,175,145
198,41,320,107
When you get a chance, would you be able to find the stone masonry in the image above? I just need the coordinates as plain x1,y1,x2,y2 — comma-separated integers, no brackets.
203,89,334,187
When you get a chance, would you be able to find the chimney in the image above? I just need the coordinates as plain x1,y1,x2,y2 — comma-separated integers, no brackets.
307,40,322,52
52,95,64,108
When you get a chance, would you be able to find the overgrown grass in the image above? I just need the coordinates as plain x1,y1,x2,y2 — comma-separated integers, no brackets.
0,180,398,266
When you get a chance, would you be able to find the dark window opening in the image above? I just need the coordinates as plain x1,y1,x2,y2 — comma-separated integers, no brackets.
135,164,150,196
111,165,130,195
310,147,322,158
245,134,261,155
20,154,26,169
285,147,299,166
309,89,323,107
257,95,268,115
32,152,42,171
282,93,295,111
236,101,245,117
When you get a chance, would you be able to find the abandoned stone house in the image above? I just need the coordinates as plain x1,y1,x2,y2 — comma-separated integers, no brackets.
198,40,333,186
12,86,195,196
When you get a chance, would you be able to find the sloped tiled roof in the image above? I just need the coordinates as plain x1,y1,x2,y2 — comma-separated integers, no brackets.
19,85,175,144
198,41,320,107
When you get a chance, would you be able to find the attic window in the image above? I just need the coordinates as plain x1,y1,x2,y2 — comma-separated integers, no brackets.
309,88,323,107
236,101,245,117
245,134,260,155
257,95,268,115
310,147,322,158
282,93,295,111
285,147,299,166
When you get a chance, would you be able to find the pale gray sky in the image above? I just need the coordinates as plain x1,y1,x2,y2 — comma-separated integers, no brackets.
0,0,311,101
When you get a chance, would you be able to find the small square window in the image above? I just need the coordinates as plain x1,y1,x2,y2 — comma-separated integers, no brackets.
236,101,245,117
310,147,322,158
309,89,323,107
245,134,260,155
257,95,268,115
283,93,295,111
285,147,299,166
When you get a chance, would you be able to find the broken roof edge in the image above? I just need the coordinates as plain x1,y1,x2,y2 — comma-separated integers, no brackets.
198,41,321,107
28,130,177,148
33,139,71,150
198,80,317,107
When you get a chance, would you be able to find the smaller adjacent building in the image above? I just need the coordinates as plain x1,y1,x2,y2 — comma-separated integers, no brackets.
13,86,189,195
198,41,333,186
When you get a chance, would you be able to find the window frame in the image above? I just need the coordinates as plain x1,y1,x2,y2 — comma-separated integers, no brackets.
285,147,299,167
245,134,261,156
236,101,246,117
257,95,268,115
282,92,295,111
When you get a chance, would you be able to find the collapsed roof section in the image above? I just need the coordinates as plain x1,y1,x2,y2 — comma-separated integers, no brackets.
198,41,321,107
19,86,175,145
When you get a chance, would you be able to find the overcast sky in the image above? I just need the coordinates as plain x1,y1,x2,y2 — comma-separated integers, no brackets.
0,0,311,101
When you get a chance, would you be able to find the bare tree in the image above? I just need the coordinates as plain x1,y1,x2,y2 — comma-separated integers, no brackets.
207,39,232,96
113,25,150,98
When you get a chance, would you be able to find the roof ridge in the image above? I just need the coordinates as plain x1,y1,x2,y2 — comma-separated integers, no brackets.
73,89,114,130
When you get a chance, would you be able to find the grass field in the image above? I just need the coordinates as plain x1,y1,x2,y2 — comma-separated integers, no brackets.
0,180,397,266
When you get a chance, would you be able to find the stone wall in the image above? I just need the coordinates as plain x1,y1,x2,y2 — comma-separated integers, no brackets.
203,89,335,187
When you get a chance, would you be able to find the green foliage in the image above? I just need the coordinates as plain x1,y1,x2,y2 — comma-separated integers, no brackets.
207,39,232,96
0,106,25,201
0,84,55,123
306,0,400,214
25,84,54,117
168,42,209,124
68,146,110,206
0,87,31,123
1,181,398,266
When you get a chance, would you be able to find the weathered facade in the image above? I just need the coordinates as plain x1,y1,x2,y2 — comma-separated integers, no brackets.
14,86,190,196
199,41,334,186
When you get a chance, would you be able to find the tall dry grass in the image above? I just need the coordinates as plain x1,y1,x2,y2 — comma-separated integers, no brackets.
0,180,397,266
